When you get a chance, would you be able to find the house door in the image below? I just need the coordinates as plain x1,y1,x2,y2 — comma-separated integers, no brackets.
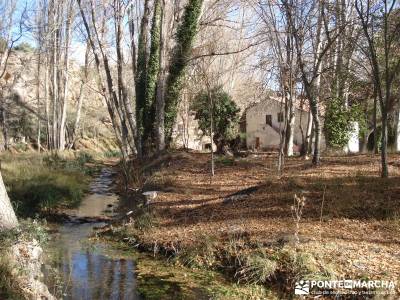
255,137,260,149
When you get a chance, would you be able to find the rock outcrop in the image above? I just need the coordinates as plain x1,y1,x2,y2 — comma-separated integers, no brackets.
9,239,55,300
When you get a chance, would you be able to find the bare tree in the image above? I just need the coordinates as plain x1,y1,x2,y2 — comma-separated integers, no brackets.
355,0,400,177
284,0,339,165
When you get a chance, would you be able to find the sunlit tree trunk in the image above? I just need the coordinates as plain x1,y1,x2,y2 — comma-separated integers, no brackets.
37,51,41,152
396,109,400,152
0,172,18,231
59,0,74,151
156,0,166,153
69,43,89,149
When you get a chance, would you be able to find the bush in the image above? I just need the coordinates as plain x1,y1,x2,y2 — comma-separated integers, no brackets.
177,235,218,268
324,98,367,148
236,250,278,284
103,149,121,158
134,211,155,231
216,156,235,166
278,247,336,282
75,151,94,165
13,42,35,52
191,86,240,153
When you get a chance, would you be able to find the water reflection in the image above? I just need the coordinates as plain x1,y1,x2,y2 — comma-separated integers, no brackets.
43,168,141,300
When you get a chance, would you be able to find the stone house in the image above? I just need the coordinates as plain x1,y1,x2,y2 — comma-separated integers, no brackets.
244,96,314,152
243,96,361,153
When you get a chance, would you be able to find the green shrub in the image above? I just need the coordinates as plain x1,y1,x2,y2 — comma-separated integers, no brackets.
324,98,367,148
103,149,122,158
191,86,240,152
75,151,94,165
216,156,235,166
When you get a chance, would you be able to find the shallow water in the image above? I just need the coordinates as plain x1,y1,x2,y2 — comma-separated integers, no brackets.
43,168,141,300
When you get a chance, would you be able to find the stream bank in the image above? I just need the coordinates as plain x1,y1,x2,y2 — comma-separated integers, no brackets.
42,164,272,299
42,167,141,299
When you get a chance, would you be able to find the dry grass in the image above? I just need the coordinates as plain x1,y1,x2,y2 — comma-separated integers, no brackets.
122,151,400,293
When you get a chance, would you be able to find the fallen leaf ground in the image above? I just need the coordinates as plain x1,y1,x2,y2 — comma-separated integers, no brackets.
123,151,400,296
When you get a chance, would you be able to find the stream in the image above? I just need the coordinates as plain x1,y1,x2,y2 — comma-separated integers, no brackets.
42,168,142,300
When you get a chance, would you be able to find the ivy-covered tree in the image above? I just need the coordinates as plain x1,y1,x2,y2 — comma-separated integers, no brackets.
164,0,203,144
192,87,240,153
135,0,151,155
143,0,162,149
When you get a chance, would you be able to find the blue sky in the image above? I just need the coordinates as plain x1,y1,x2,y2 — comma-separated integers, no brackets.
10,0,87,64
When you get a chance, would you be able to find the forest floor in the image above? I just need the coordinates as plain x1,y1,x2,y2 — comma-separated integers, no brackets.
111,150,400,297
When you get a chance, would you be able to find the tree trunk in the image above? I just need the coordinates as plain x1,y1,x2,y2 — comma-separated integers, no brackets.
286,102,295,156
373,88,378,154
69,77,85,149
114,1,137,155
164,0,204,144
51,5,58,150
143,0,162,149
58,1,73,151
300,109,312,157
37,50,41,152
396,109,400,152
77,0,128,157
156,0,166,153
208,86,214,177
0,93,8,151
135,0,151,157
312,105,321,165
310,20,324,165
45,60,51,149
0,172,18,231
381,111,388,178
156,71,166,153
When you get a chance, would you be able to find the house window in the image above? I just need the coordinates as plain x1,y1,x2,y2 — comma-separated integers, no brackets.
177,124,184,133
265,115,272,126
277,112,284,123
